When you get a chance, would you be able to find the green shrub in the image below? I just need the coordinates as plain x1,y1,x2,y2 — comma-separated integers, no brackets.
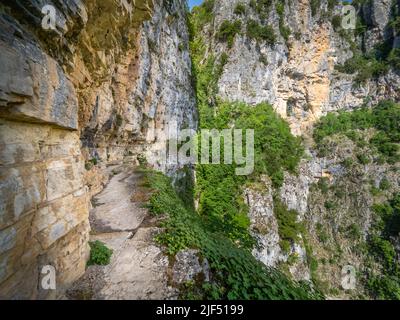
379,178,391,191
195,102,304,247
357,153,370,165
342,157,354,169
369,236,397,268
246,19,276,46
87,241,113,266
388,48,400,69
259,54,269,65
187,8,322,300
327,0,337,10
274,197,303,253
115,114,123,127
370,133,400,164
324,200,337,210
310,0,321,16
234,3,246,15
390,16,400,33
192,7,303,249
275,1,290,42
332,15,341,31
313,108,374,143
216,20,242,47
85,162,93,171
85,158,98,170
373,195,400,239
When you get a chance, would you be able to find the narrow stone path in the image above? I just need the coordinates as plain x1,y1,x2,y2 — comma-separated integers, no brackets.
89,168,148,233
67,165,178,300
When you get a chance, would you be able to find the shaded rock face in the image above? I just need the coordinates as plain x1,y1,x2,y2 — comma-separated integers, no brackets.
0,0,196,299
80,0,197,174
204,0,400,135
362,0,393,49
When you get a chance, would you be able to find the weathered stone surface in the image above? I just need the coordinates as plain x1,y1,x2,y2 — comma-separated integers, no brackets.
245,177,285,268
68,166,178,300
172,249,211,285
97,227,178,300
362,0,393,49
89,168,147,233
0,30,78,129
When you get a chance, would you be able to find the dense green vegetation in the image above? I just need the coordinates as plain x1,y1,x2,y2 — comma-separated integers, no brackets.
195,102,304,248
192,1,305,266
192,6,303,245
145,170,321,299
189,0,400,301
366,195,400,299
190,0,215,31
314,101,400,298
335,52,389,85
313,101,400,163
246,19,276,46
87,241,113,266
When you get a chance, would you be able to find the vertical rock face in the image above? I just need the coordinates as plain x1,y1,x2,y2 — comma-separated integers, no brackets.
81,0,197,174
203,0,400,135
0,0,196,299
245,178,282,267
133,0,198,174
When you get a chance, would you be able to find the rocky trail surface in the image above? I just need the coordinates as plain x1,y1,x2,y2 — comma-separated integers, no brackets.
66,164,178,300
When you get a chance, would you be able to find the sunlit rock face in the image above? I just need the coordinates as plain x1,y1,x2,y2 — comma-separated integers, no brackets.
202,0,400,136
0,0,196,299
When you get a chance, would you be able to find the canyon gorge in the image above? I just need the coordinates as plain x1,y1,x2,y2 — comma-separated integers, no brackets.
0,0,399,300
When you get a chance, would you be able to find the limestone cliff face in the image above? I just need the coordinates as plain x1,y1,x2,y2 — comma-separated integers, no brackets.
203,0,400,135
0,0,195,299
81,0,197,176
